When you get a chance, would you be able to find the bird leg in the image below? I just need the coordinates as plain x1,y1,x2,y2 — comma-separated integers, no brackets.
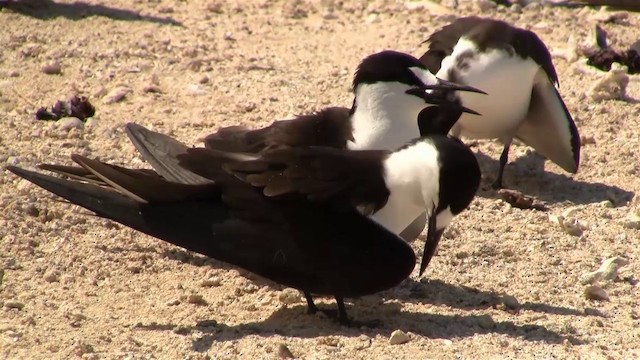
304,291,319,314
492,139,512,189
303,294,380,328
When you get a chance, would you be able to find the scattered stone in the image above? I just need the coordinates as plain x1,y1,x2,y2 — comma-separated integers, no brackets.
587,63,629,101
581,256,630,284
186,84,207,96
476,314,495,329
4,300,25,310
240,102,257,113
623,211,640,229
588,11,628,24
389,329,410,345
277,343,295,358
41,60,62,75
322,10,337,20
172,326,191,335
103,87,131,104
278,288,301,305
474,0,496,12
498,189,548,211
25,204,39,217
584,285,609,301
282,0,308,19
206,1,224,13
187,294,208,305
198,75,210,84
200,276,222,287
501,295,520,310
223,32,236,41
57,117,84,131
166,299,181,306
72,342,94,356
365,14,379,24
0,268,3,287
43,270,60,283
143,84,162,93
549,211,588,237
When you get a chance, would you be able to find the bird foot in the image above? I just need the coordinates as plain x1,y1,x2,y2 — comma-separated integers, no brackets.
315,309,381,328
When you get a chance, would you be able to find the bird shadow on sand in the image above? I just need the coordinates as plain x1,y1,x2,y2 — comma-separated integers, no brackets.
471,149,635,206
133,277,593,350
0,0,182,26
148,248,600,320
397,278,601,318
135,301,578,352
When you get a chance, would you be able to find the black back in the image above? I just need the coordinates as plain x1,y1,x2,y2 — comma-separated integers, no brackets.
203,107,353,153
420,16,559,86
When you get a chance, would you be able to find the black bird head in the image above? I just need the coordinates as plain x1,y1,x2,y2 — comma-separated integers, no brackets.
352,50,486,112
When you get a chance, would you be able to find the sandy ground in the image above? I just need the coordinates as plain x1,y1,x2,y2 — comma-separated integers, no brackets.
1,0,639,359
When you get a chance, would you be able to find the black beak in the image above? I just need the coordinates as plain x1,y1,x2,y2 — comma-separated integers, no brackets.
428,78,487,95
405,83,484,116
419,212,445,276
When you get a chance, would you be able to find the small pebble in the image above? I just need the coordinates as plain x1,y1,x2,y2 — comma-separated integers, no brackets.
477,314,495,329
581,256,629,284
502,295,520,310
43,270,60,283
166,299,180,306
474,0,496,12
365,14,379,24
103,87,131,104
587,64,629,101
624,211,640,229
4,300,25,310
322,11,337,20
187,294,208,305
584,285,609,301
198,75,209,84
277,343,295,358
200,276,222,287
389,329,410,345
282,0,308,19
278,289,301,305
57,117,84,131
186,84,207,96
41,60,62,75
207,1,224,13
143,84,162,93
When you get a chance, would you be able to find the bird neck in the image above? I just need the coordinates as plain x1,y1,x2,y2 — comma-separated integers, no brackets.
370,139,441,234
348,82,424,151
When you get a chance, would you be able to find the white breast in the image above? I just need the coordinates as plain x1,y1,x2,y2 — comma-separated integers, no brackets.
439,38,540,140
370,141,440,234
347,82,425,151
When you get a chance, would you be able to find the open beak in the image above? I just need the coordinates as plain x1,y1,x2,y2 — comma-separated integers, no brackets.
428,78,487,95
419,212,445,276
405,80,485,116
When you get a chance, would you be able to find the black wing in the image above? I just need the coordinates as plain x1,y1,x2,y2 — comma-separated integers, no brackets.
191,146,392,215
8,142,413,298
419,16,559,86
203,107,353,153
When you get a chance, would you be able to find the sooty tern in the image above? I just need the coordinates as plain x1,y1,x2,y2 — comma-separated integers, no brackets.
203,50,484,242
7,103,480,325
419,16,581,189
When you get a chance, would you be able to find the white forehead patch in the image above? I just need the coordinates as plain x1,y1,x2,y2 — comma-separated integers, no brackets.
409,66,438,86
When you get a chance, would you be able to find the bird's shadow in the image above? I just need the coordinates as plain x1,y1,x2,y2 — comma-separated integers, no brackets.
471,148,634,206
133,278,595,351
0,0,182,26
